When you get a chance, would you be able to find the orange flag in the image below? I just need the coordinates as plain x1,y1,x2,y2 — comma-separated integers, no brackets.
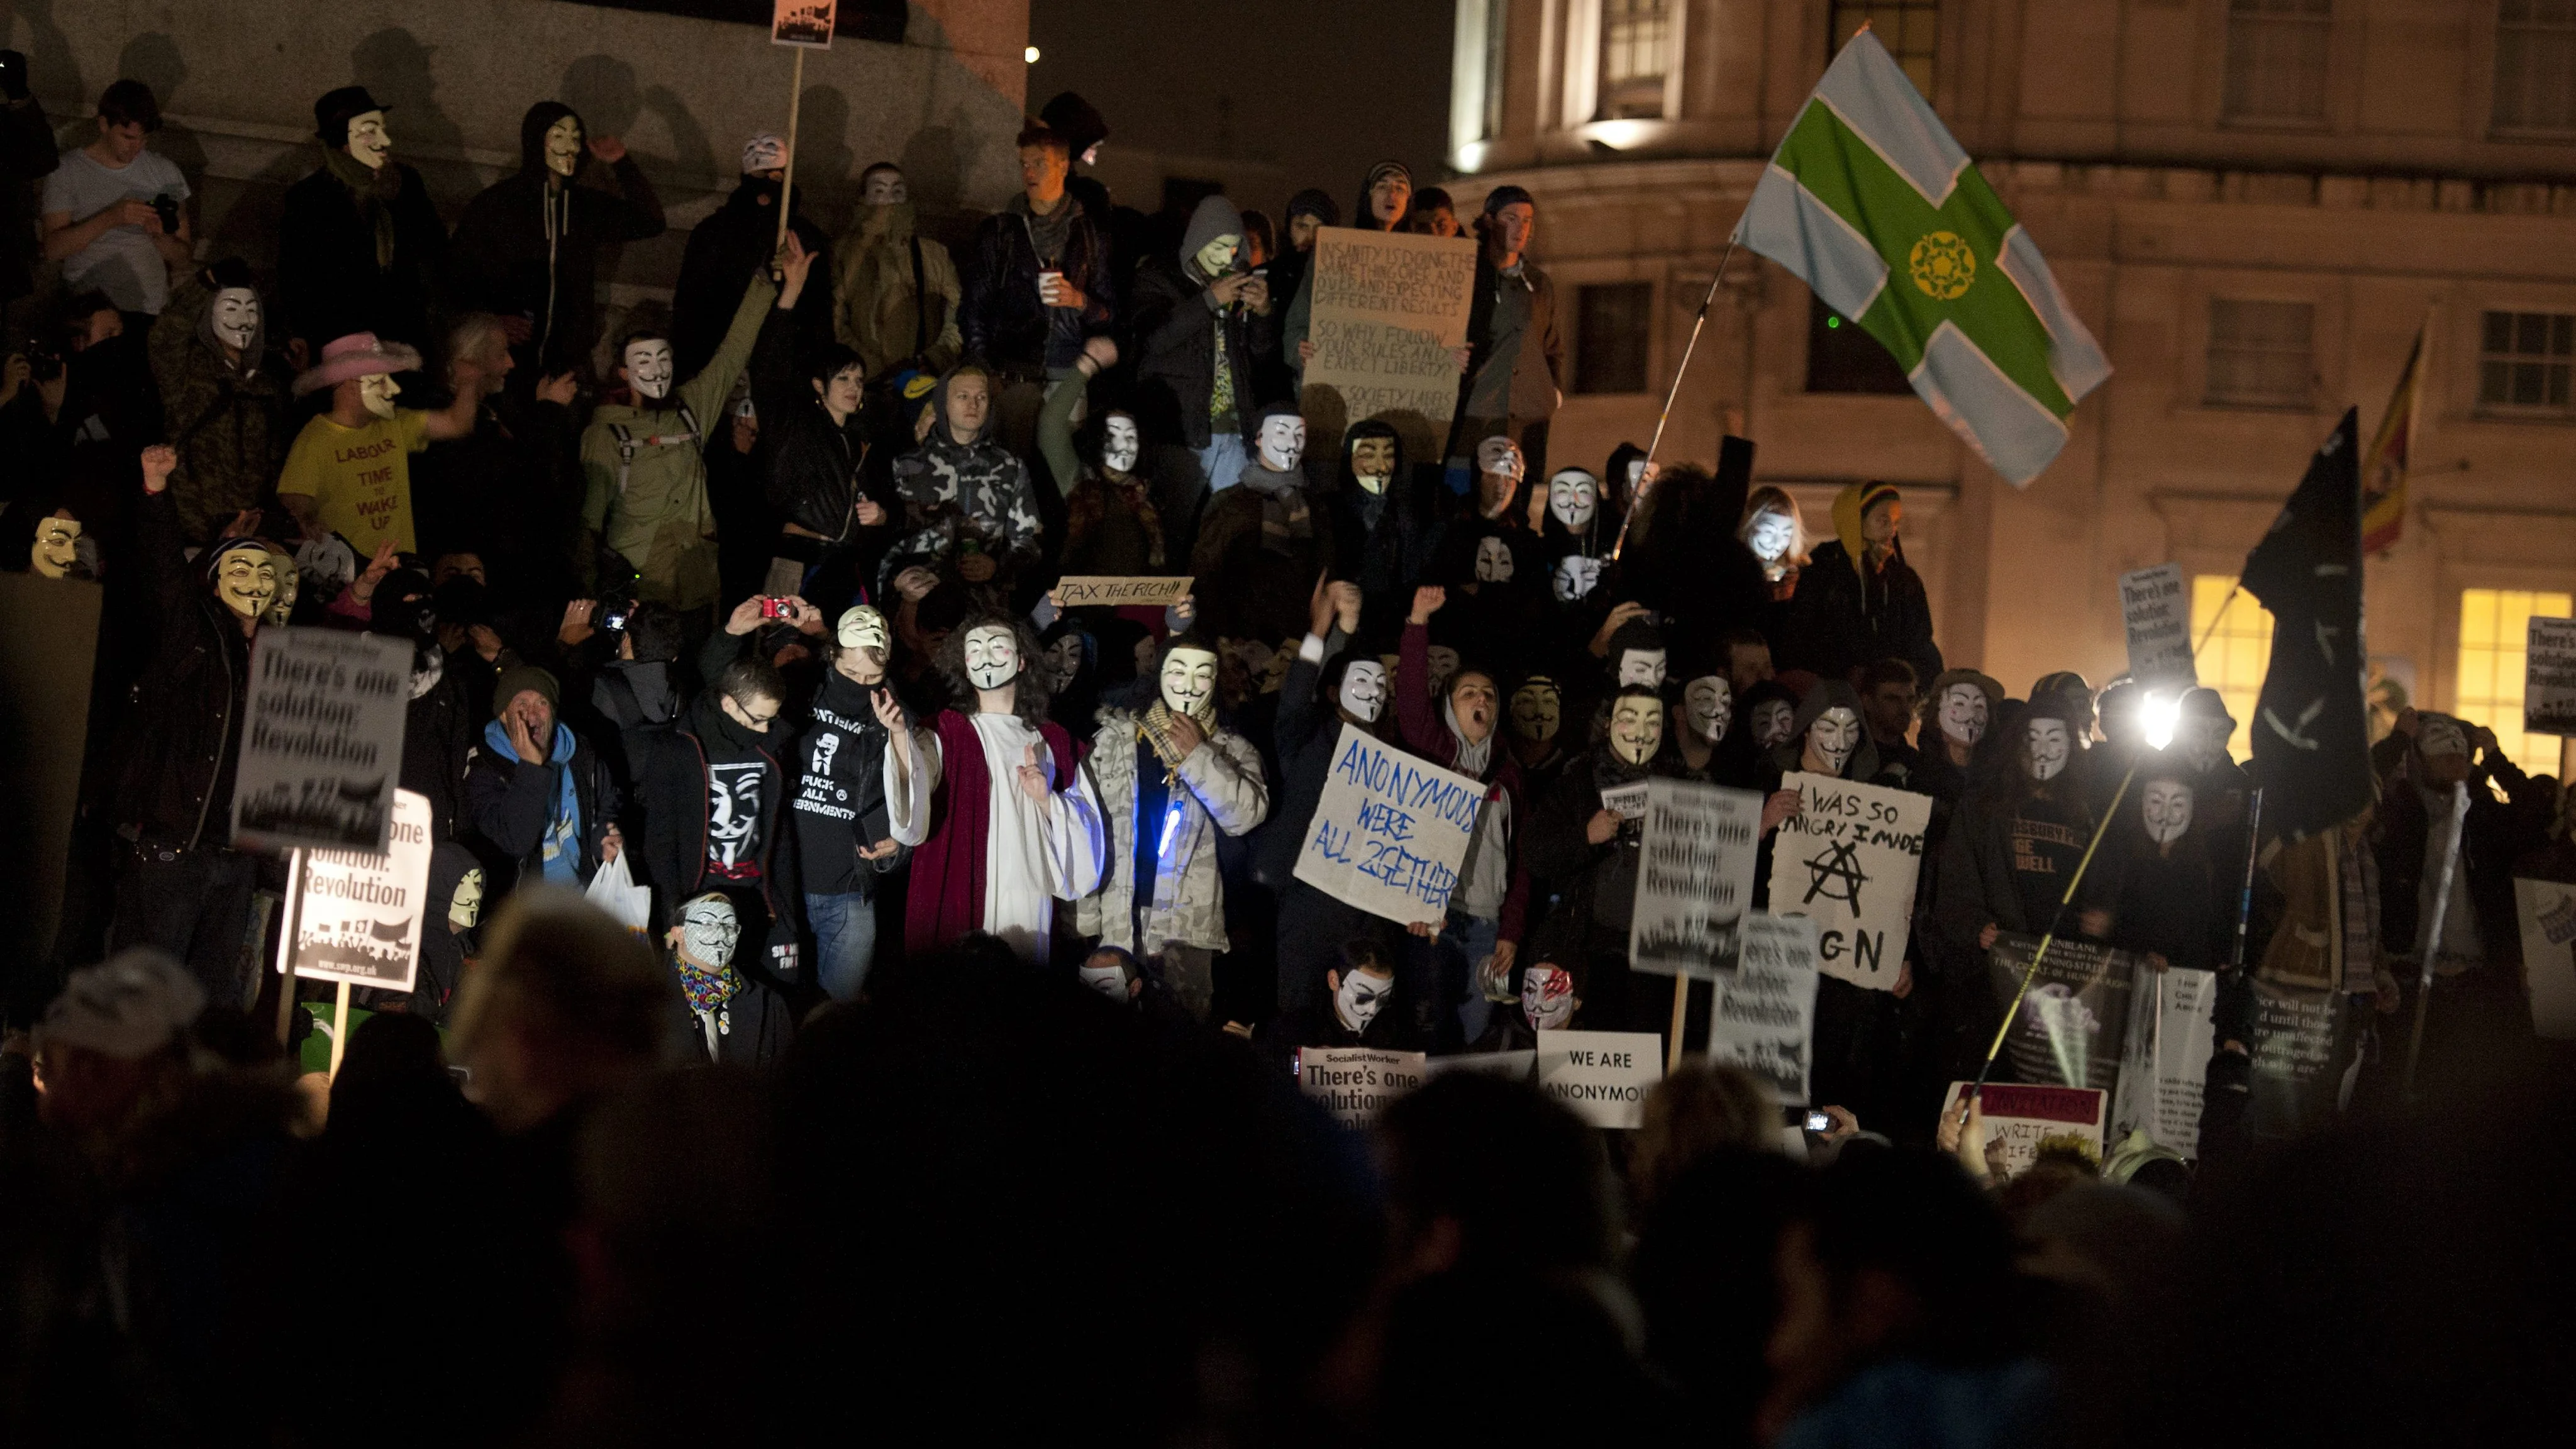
2360,319,2428,557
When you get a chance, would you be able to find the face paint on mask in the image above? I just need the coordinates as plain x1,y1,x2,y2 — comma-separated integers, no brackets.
1807,706,1862,774
1333,966,1392,1033
1077,960,1130,1001
1747,509,1796,565
1609,694,1663,765
1753,698,1796,749
2026,719,2072,782
544,114,584,177
345,110,391,170
448,867,484,931
1425,646,1461,699
1509,679,1560,745
214,547,277,619
1552,555,1599,602
1101,413,1140,475
31,515,81,578
1616,647,1667,690
963,624,1022,692
1938,684,1989,748
1684,675,1731,745
1522,963,1575,1031
1194,233,1240,277
1257,414,1306,472
1350,434,1396,494
1474,536,1514,584
262,550,298,626
1338,659,1387,723
1159,646,1219,719
1038,633,1084,694
2141,778,2194,845
1547,469,1597,531
358,372,400,420
624,339,675,401
211,287,260,352
836,605,890,656
677,895,741,968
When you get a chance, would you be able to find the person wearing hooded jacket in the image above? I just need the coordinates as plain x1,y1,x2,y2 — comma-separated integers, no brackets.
449,101,665,376
674,131,833,380
277,85,446,353
1130,193,1277,497
1328,418,1442,648
148,260,289,545
1785,480,1942,686
1526,684,1684,1033
462,663,621,894
880,364,1044,594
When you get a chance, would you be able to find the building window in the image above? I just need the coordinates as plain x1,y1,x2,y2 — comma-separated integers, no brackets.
2205,299,2314,409
2223,0,2333,123
1596,0,1673,119
2478,309,2576,415
1483,0,1511,138
1805,294,1913,395
2457,588,2575,778
1574,282,1653,394
2494,1,2576,134
2193,575,2275,760
1829,1,1940,96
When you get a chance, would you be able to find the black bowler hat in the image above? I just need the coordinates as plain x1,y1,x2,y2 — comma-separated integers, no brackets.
314,85,389,145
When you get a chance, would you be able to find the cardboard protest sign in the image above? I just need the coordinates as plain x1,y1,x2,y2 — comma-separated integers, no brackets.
2246,979,2352,1139
1535,1030,1662,1130
1987,933,2136,1094
2118,564,2195,689
2524,618,2576,736
1297,226,1478,462
1293,724,1485,926
1296,1046,1426,1127
1765,772,1929,991
1630,779,1763,980
1706,914,1823,1104
276,789,432,991
2514,878,2576,1039
2111,966,2219,1157
771,0,835,46
1053,575,1194,609
231,626,411,854
1941,1081,2107,1180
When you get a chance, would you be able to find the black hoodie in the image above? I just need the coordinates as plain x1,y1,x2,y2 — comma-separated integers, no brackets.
1326,420,1441,646
674,174,833,379
450,101,667,372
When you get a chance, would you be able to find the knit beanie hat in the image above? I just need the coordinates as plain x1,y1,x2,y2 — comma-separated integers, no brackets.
1285,188,1340,228
492,663,562,719
1482,184,1535,216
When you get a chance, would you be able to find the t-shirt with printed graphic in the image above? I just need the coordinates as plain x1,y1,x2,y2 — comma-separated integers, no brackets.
706,760,767,882
278,408,431,555
2005,796,2088,933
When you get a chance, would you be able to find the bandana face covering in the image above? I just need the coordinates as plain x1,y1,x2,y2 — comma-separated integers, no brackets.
1609,695,1663,765
1257,414,1306,472
346,111,392,170
212,287,260,352
1339,659,1387,723
1351,435,1395,494
1334,967,1392,1033
1808,706,1861,774
836,605,890,655
1753,698,1796,749
1684,675,1730,745
2141,778,2194,845
624,340,675,401
358,372,401,420
2026,719,2072,782
1523,963,1575,1030
1938,684,1988,748
1158,646,1218,719
1616,647,1667,690
1078,962,1128,1000
1102,414,1140,475
1474,536,1514,584
963,624,1021,691
1509,679,1559,745
32,516,80,578
1552,555,1600,602
544,115,584,177
1548,469,1597,531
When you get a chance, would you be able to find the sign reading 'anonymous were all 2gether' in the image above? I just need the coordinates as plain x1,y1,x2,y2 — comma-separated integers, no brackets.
1294,724,1485,927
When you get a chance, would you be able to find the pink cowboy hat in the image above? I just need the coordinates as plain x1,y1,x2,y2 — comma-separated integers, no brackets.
292,331,423,396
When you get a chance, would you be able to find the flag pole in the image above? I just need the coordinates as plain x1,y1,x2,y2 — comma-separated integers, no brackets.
2402,781,2470,1094
1610,236,1738,562
775,46,806,256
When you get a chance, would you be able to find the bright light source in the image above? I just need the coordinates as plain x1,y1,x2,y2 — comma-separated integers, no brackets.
2141,692,2182,751
1024,45,1041,63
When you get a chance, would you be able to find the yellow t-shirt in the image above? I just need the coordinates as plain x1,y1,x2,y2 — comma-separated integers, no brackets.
278,409,431,556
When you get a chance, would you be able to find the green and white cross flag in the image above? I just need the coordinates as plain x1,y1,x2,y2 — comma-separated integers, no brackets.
1735,28,2109,486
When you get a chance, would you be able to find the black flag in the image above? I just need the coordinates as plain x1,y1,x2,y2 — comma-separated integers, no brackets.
2240,409,2373,841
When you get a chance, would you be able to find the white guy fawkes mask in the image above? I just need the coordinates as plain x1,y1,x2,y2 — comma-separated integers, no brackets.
677,895,741,968
836,605,889,655
1038,633,1084,694
1338,659,1387,723
297,534,357,596
1257,414,1306,472
1474,536,1514,584
1938,684,1989,748
963,624,1022,691
1333,967,1392,1033
1547,469,1597,531
1101,414,1140,475
358,372,401,420
1684,675,1731,745
1476,435,1523,484
345,110,391,170
448,868,484,931
1425,646,1461,698
1616,647,1667,690
1350,434,1396,494
212,287,260,352
1808,706,1862,774
1510,679,1560,745
624,339,675,401
862,168,906,204
2180,717,2230,773
1194,233,1240,278
1552,555,1600,602
1523,963,1576,1031
1753,698,1796,749
213,547,277,619
1748,510,1797,566
1077,961,1130,1001
1159,646,1218,719
2142,778,2194,845
2026,719,2072,782
262,550,299,625
31,516,80,578
1609,695,1663,765
544,115,584,177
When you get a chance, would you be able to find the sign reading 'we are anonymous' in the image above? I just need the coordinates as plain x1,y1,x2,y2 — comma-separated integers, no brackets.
1294,724,1485,927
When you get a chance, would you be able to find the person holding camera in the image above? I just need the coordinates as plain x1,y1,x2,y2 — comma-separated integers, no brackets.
40,80,191,322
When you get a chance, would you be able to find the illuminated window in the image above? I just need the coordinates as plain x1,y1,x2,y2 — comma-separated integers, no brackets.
2494,1,2576,135
2206,299,2314,409
2225,0,2332,123
2193,575,2273,759
1597,0,1672,119
2455,589,2573,779
2478,309,2575,416
1830,1,1940,95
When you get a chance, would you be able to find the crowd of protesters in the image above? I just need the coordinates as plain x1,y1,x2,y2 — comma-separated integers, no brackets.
4,62,2573,1448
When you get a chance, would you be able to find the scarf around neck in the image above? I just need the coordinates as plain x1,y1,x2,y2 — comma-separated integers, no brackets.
1139,699,1215,776
1238,465,1311,554
482,718,582,882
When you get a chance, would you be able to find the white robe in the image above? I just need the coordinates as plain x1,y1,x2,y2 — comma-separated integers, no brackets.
885,710,1108,962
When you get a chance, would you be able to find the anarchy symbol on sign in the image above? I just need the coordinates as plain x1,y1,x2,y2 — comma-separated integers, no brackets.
1801,839,1869,913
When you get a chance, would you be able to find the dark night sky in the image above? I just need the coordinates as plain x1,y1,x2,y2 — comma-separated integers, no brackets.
1026,0,1457,211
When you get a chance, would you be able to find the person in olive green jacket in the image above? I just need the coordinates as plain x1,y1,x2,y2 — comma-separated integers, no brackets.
580,269,775,613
